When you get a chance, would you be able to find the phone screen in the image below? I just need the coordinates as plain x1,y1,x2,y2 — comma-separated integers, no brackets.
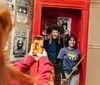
32,36,44,56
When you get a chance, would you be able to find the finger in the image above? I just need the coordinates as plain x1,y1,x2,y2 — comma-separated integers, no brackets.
42,49,47,56
36,53,41,57
31,44,34,50
43,49,46,53
28,44,34,55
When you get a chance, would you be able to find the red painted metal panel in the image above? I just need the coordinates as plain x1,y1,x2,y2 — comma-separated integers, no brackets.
40,0,89,4
32,0,42,36
31,0,90,85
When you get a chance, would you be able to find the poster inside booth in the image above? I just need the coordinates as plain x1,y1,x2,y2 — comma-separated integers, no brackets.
44,17,72,34
57,17,72,34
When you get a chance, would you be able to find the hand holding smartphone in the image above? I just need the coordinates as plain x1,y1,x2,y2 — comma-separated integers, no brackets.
32,36,44,56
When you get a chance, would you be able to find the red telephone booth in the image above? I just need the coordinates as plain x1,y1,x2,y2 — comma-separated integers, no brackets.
30,0,90,85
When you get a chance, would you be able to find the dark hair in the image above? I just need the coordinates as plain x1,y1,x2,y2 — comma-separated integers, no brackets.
52,26,60,32
65,35,77,49
46,24,64,34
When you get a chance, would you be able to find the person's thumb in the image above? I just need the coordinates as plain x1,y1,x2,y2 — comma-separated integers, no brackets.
42,49,47,56
36,53,41,57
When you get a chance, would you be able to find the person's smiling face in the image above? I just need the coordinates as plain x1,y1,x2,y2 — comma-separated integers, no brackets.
68,37,76,48
52,30,59,39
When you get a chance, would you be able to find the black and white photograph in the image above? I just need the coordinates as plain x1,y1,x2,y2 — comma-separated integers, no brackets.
45,23,51,29
13,37,27,58
5,0,15,24
10,28,30,61
5,0,12,2
18,5,27,14
16,0,29,23
57,17,72,34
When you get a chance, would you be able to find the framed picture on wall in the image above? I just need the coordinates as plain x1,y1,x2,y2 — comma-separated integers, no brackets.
5,0,16,24
57,17,72,34
12,36,27,58
16,0,29,23
10,27,30,61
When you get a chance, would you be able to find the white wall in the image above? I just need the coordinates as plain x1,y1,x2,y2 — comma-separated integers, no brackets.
86,0,100,85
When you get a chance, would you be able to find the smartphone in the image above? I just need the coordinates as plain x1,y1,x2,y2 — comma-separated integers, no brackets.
32,36,44,56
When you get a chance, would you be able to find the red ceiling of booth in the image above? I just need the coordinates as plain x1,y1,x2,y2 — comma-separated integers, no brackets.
39,0,89,3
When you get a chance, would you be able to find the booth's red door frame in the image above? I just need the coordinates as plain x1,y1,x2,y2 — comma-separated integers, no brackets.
31,0,90,85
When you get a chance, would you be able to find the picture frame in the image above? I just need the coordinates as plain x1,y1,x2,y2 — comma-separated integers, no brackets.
57,17,72,34
10,28,30,61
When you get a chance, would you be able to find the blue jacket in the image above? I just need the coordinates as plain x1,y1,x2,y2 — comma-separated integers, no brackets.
44,38,64,64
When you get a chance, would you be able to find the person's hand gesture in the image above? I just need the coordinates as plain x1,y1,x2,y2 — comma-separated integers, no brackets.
64,29,69,35
28,44,38,60
28,44,34,56
42,30,46,36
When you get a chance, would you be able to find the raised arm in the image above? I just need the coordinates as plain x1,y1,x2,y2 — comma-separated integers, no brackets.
12,55,36,73
12,44,38,73
36,56,54,85
34,49,54,85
